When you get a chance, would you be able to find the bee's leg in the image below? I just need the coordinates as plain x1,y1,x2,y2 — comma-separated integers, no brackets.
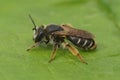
27,42,40,51
48,43,59,63
62,42,88,64
45,36,50,44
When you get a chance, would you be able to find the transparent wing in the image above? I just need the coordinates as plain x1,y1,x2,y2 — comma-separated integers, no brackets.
61,24,95,39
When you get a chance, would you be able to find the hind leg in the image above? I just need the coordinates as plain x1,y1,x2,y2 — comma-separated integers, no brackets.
62,42,88,64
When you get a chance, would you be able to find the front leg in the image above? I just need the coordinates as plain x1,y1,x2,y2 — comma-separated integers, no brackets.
27,42,40,51
45,36,50,44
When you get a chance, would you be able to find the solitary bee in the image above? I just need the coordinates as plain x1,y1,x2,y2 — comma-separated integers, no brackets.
27,15,97,64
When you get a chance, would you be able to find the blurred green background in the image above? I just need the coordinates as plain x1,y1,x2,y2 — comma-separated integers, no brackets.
0,0,120,80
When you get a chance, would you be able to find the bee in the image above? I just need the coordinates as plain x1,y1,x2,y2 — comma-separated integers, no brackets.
27,15,97,64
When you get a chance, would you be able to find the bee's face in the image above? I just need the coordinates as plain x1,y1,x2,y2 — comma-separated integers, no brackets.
33,25,45,43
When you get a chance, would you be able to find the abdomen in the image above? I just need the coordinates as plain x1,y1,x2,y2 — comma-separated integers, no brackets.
67,36,97,50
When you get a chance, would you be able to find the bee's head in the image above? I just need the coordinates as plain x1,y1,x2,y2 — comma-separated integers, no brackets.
32,25,45,43
29,14,45,43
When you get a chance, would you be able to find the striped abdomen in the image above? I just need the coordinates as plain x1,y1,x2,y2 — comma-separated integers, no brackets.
67,36,97,50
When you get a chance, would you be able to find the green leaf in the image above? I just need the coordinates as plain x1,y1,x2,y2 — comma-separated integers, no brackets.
0,0,120,80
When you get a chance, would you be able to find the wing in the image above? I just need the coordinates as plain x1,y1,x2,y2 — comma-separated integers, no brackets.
61,24,95,39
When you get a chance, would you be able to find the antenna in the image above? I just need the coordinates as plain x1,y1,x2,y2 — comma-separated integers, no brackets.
29,14,37,28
